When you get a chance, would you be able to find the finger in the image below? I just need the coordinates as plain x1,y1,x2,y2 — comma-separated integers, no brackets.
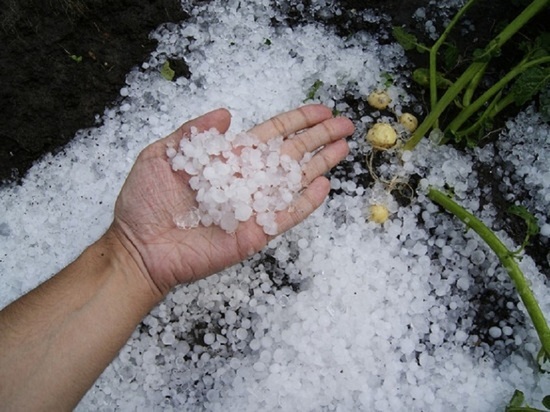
248,104,333,142
282,116,355,161
152,108,232,156
274,176,331,235
301,139,349,186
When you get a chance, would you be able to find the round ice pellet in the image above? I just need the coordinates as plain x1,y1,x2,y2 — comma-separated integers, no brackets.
488,326,502,339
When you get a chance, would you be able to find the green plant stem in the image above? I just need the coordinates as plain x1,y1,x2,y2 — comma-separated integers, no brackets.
476,0,549,61
429,0,478,125
451,92,505,140
462,64,487,107
453,92,517,140
403,0,549,151
429,52,438,129
427,187,550,358
404,62,487,150
448,56,550,135
475,93,520,132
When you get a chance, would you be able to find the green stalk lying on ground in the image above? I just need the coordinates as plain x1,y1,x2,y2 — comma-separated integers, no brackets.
427,187,550,360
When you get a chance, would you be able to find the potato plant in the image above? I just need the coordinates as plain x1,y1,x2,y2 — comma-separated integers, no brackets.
362,0,550,407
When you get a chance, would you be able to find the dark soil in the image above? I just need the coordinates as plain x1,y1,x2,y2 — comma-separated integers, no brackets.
0,0,188,184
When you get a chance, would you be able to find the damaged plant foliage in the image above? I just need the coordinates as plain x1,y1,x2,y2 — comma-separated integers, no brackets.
393,0,550,148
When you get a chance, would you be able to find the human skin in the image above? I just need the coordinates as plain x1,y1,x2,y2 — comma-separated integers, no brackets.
0,104,354,410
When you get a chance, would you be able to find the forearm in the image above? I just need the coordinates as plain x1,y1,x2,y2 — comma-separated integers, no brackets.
0,229,164,411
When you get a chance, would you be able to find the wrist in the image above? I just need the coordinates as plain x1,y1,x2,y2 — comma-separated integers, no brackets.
100,226,166,305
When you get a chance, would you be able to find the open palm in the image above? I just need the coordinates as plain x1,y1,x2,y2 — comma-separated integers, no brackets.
110,105,354,295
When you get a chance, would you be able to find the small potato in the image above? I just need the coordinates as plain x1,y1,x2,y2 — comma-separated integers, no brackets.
399,113,418,133
366,123,397,150
367,90,392,110
369,204,389,224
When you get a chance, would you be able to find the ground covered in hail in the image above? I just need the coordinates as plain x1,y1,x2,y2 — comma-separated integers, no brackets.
0,0,549,411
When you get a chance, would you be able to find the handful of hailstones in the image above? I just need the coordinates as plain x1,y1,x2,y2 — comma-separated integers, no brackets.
167,127,304,235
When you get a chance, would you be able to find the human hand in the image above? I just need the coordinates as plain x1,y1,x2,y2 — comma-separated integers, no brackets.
109,105,354,296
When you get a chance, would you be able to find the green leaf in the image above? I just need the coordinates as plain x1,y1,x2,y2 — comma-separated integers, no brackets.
412,68,429,87
533,32,550,57
392,26,425,52
539,86,550,122
442,42,460,70
508,390,526,408
160,61,175,81
381,72,394,88
303,79,324,102
518,32,549,57
473,43,502,62
511,66,550,106
413,68,453,89
508,205,540,238
70,54,82,63
542,395,550,409
537,347,550,372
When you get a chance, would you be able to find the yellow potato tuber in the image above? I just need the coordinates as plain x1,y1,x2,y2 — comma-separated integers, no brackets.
369,204,389,224
366,123,397,150
367,90,392,110
399,113,418,133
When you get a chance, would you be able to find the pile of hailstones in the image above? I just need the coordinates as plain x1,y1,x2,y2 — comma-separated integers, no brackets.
167,127,304,235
